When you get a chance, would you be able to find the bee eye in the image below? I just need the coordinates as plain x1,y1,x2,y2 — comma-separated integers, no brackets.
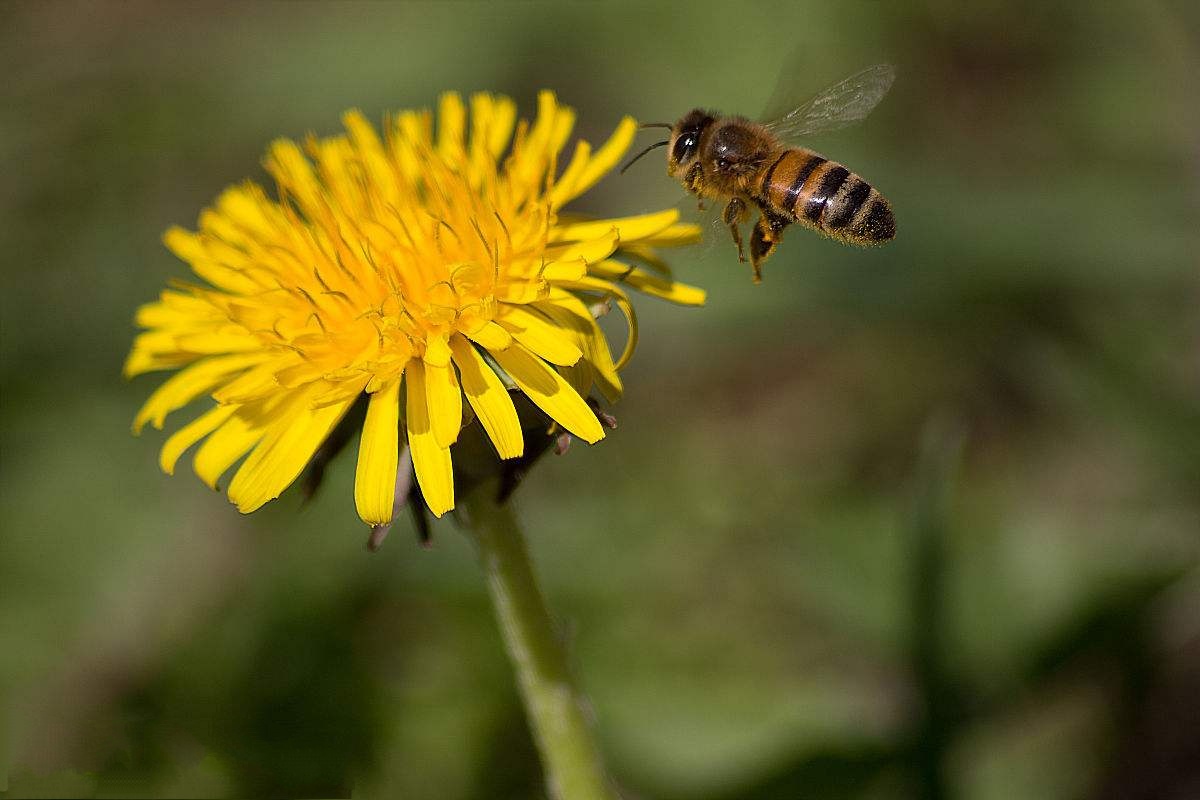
717,157,731,170
673,132,699,163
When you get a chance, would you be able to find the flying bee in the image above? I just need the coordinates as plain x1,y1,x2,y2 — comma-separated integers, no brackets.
623,64,897,283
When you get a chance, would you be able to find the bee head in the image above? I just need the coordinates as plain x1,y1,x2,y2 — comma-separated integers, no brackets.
667,109,715,178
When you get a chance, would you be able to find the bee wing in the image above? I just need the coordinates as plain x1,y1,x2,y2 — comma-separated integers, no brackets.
762,64,895,140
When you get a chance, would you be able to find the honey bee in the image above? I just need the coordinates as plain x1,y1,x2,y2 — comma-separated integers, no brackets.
623,64,897,283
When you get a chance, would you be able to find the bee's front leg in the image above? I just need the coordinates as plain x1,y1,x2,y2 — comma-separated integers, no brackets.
683,162,704,195
722,197,750,262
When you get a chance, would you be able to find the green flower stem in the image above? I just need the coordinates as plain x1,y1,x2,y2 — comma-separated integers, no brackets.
465,483,616,800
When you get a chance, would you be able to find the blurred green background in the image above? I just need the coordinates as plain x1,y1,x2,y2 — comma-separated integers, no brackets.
3,1,1199,798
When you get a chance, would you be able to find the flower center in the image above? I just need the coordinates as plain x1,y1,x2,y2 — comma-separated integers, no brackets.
242,132,560,387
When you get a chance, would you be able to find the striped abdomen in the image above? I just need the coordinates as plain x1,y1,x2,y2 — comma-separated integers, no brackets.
758,148,895,244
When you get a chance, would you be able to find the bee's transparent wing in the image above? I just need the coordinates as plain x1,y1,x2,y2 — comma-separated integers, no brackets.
762,64,895,140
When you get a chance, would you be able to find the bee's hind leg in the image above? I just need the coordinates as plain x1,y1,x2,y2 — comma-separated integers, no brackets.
748,209,791,284
722,197,750,262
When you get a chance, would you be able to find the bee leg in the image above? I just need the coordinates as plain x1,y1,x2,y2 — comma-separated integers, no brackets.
722,197,749,262
749,210,790,284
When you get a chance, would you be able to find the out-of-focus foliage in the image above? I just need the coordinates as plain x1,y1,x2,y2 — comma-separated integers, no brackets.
2,2,1198,798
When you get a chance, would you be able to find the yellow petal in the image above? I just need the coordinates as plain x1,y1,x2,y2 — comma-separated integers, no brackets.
536,293,623,403
554,277,639,369
589,260,707,306
550,209,679,244
344,108,386,156
425,361,463,448
159,404,237,475
134,290,219,329
550,115,636,207
123,349,183,378
546,141,592,207
227,389,354,513
636,222,705,246
549,105,576,155
493,279,550,305
437,92,466,157
312,376,370,409
343,110,396,200
543,229,619,266
392,109,433,181
462,320,513,351
450,335,523,459
485,95,517,157
450,262,490,296
497,306,583,367
214,185,274,238
128,330,196,365
174,329,263,355
355,379,401,526
543,305,597,399
193,407,270,490
540,257,587,282
162,228,261,295
616,243,673,276
405,362,454,517
492,344,604,444
558,361,595,400
133,353,267,433
526,90,558,157
211,361,281,405
263,139,321,217
423,333,452,367
274,359,325,389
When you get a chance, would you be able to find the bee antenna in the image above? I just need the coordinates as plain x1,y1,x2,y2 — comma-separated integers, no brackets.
619,140,669,175
639,122,673,130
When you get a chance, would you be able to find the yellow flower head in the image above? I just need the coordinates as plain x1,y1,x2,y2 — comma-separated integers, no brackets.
126,91,703,524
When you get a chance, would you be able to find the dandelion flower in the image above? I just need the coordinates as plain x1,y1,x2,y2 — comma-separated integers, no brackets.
126,91,703,524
